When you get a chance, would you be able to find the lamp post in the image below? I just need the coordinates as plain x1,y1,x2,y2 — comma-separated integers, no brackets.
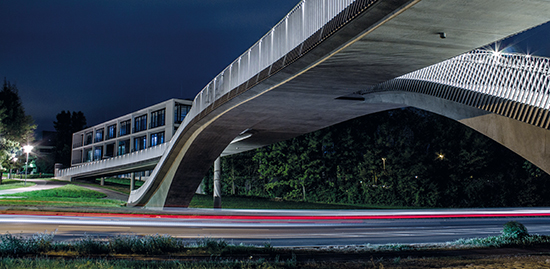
23,145,33,186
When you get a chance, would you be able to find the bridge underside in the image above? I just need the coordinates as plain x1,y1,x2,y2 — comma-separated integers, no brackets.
130,0,550,208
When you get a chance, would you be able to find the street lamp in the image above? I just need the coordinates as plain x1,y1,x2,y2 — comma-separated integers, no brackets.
23,145,33,186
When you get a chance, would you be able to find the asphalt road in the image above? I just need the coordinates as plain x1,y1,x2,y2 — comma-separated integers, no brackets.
1,209,549,247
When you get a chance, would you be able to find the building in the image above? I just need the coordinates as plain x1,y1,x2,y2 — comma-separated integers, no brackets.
71,99,192,166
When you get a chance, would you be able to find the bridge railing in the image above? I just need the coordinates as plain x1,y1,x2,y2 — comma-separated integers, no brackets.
400,50,550,110
55,143,169,179
191,0,358,115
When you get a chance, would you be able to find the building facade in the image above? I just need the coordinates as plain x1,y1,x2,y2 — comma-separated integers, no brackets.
71,99,192,166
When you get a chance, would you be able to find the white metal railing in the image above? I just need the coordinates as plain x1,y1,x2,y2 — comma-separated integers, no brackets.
129,0,366,205
399,50,550,110
190,0,357,120
56,143,169,179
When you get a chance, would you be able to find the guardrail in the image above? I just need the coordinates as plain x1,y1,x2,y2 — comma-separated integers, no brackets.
190,0,366,119
56,143,169,179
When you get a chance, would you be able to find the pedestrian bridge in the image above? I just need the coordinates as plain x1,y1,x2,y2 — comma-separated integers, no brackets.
56,0,550,208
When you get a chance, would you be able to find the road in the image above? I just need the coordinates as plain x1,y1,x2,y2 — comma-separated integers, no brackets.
0,209,549,246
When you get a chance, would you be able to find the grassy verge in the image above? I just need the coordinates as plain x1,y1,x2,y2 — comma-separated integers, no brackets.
188,194,412,210
0,221,548,268
0,179,36,191
0,184,124,207
88,178,143,194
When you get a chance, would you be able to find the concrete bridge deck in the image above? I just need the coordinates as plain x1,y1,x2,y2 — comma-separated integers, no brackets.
57,0,550,208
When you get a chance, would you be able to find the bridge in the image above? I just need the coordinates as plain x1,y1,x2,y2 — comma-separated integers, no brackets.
56,0,550,208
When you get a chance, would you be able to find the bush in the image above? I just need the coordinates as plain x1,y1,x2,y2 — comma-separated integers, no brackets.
73,234,109,254
0,232,54,257
109,234,185,255
502,221,529,239
197,238,228,253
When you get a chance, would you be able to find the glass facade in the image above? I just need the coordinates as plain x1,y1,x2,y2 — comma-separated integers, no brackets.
105,143,114,158
117,140,130,156
151,109,165,128
95,129,104,143
107,124,116,139
71,100,193,166
134,114,147,133
150,132,165,147
84,148,93,162
134,136,146,151
175,104,191,124
94,146,102,161
85,132,93,145
119,120,131,136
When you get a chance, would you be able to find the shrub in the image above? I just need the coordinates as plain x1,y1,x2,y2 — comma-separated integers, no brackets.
502,221,529,239
73,234,109,254
139,234,184,254
0,231,54,257
109,234,185,255
108,234,142,254
197,238,228,253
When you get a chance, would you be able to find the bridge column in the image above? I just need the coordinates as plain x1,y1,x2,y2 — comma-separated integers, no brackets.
213,157,222,209
130,173,135,191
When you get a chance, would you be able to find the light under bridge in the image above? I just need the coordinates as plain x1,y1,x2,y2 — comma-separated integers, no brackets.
56,0,550,208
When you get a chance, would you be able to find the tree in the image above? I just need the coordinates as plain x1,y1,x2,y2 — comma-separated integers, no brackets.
0,138,21,182
0,78,36,144
53,111,87,167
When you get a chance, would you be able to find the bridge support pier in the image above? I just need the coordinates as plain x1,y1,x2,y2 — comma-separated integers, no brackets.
100,177,104,186
213,157,222,209
130,173,135,191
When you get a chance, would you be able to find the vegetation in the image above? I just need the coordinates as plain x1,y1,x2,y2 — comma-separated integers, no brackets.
206,108,550,208
0,79,35,144
0,222,548,268
0,79,36,181
53,110,86,168
0,184,123,207
0,179,36,191
189,194,407,210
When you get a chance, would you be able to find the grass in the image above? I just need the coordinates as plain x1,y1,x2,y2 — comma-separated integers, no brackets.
90,177,144,194
0,258,292,269
0,183,406,210
188,194,410,210
0,222,550,268
0,179,36,191
0,184,124,207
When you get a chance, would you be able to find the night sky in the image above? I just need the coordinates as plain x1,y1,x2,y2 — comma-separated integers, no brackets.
1,1,550,135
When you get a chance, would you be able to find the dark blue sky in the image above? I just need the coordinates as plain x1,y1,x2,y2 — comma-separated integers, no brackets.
1,0,299,133
1,1,549,134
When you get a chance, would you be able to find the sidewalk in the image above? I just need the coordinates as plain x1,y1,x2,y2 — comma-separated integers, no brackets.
0,178,69,196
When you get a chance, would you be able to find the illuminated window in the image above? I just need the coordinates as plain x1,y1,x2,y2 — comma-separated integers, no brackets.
134,115,147,133
107,124,116,139
175,104,191,124
84,148,93,162
95,129,104,143
94,146,103,161
117,140,130,155
151,109,165,128
134,136,146,151
150,132,165,147
119,120,131,136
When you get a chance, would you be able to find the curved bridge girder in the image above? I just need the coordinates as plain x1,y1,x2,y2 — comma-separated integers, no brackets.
128,0,550,208
362,90,550,175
